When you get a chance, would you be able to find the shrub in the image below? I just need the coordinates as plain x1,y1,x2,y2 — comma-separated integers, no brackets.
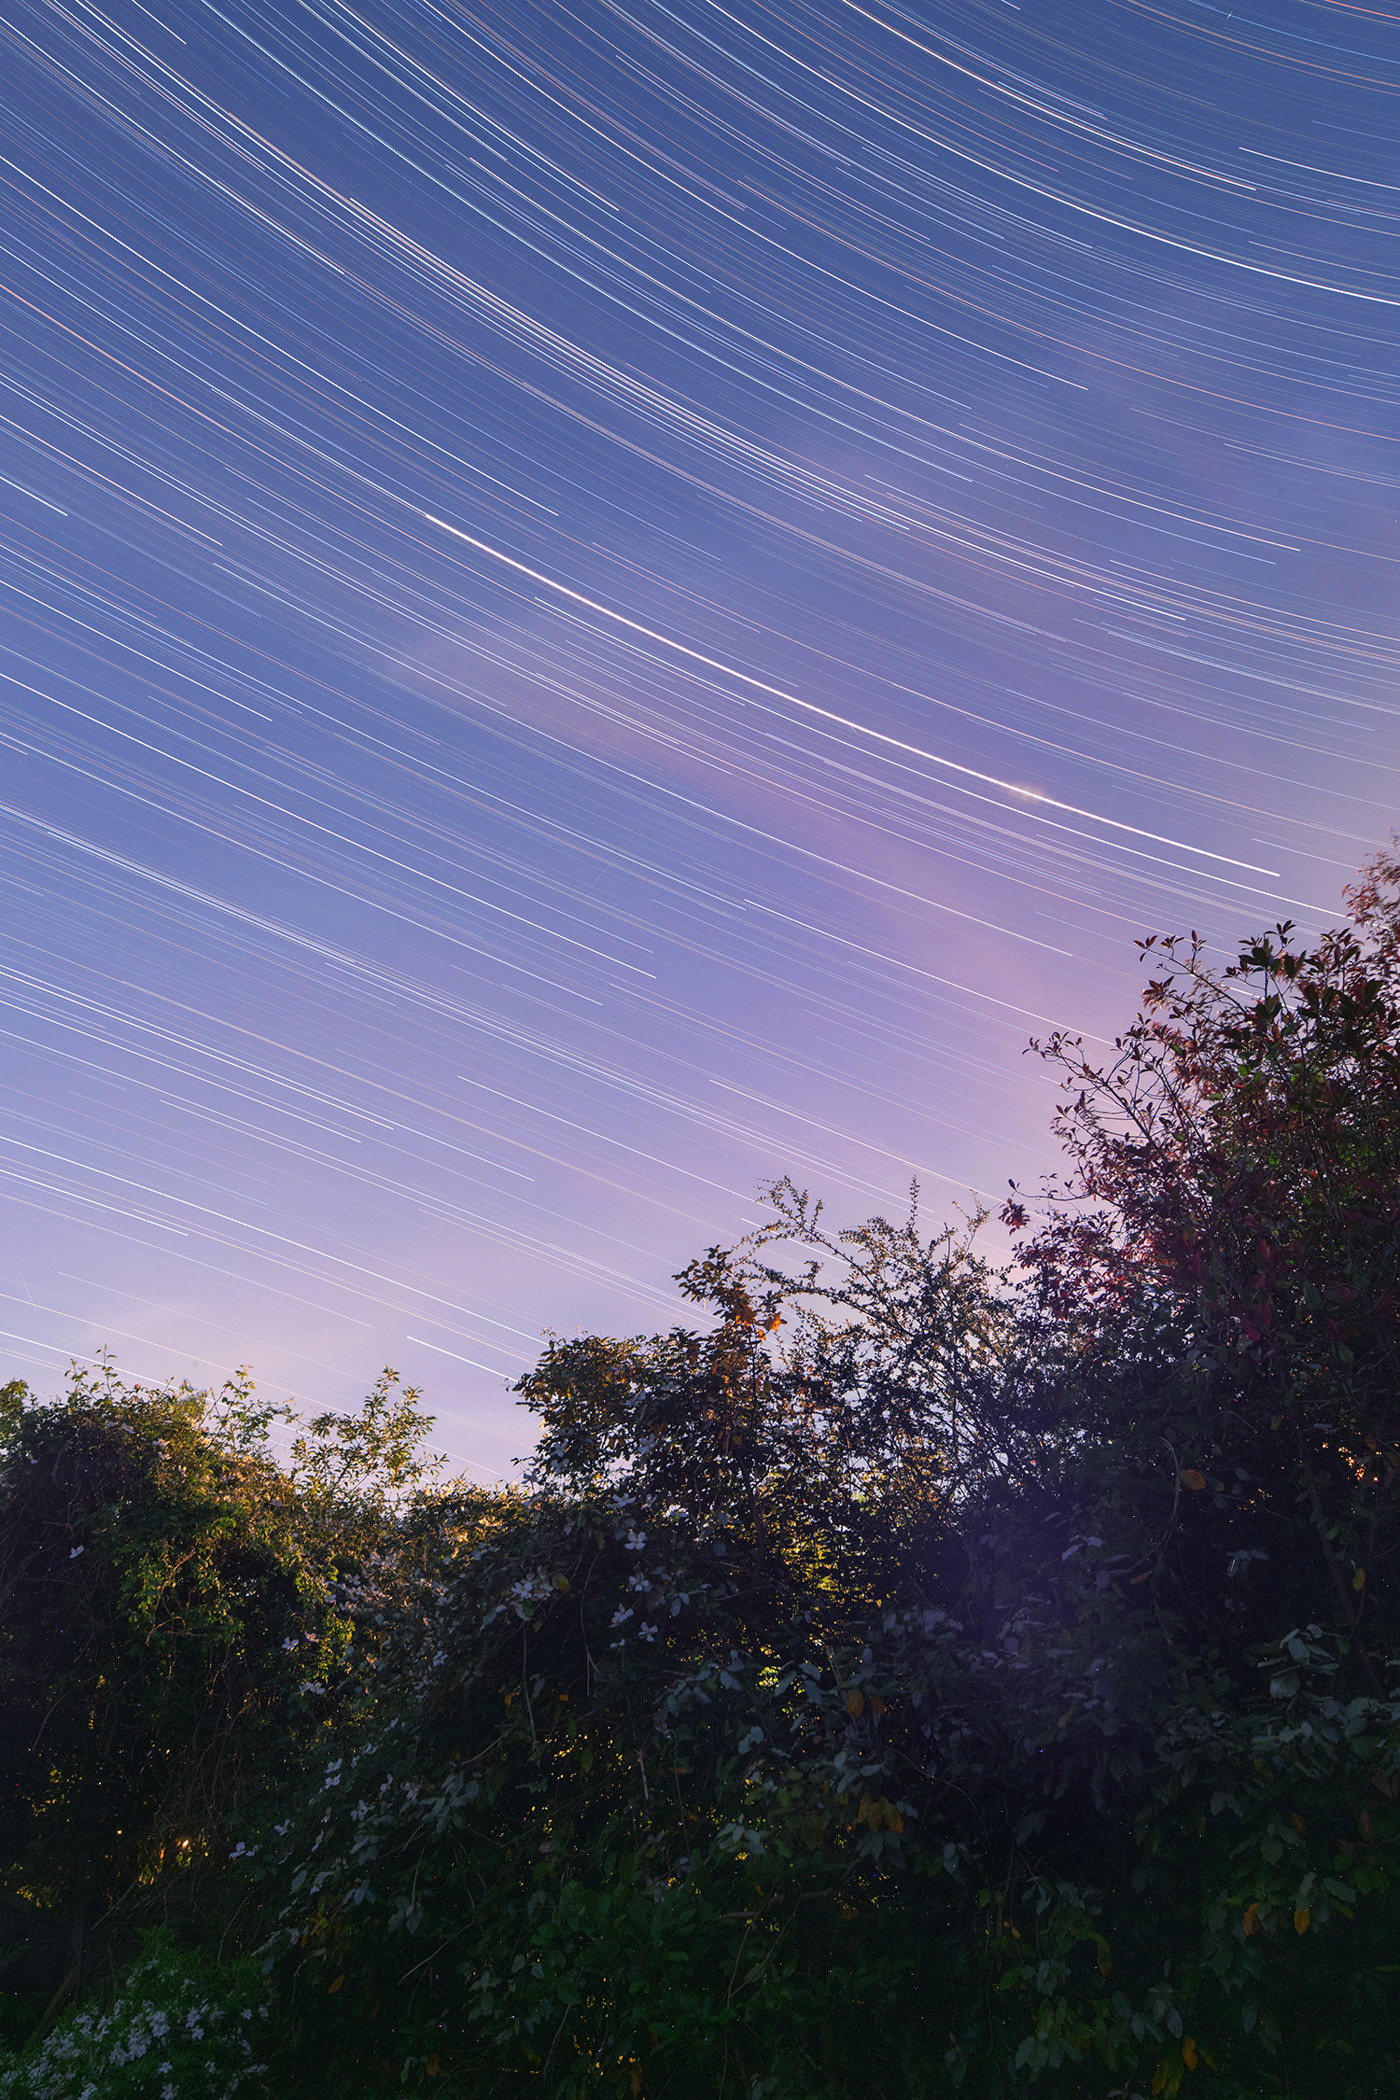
0,1933,271,2100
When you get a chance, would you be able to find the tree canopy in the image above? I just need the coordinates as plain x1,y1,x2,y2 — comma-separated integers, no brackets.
4,853,1400,2098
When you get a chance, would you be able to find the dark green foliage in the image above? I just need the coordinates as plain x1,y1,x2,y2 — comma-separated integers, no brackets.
0,1930,272,2100
0,1361,436,1988
257,1278,1400,2097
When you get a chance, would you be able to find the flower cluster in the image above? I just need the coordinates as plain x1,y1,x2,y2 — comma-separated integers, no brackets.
0,1936,270,2100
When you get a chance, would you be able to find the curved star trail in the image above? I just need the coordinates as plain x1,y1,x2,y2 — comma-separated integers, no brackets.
0,0,1395,1471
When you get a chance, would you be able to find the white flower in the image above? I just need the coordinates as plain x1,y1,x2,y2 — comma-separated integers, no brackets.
624,1529,646,1551
610,1606,634,1628
638,1622,658,1643
69,1545,85,1559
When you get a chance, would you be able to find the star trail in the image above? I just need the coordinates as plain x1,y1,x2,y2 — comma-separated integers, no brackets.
0,0,1395,1471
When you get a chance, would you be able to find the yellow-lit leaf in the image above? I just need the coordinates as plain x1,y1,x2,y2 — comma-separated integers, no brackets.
869,1696,888,1717
426,2053,440,2077
1294,1907,1311,1936
328,1975,345,1996
1242,1903,1260,1937
1290,1812,1307,1835
846,1691,865,1717
1180,1469,1206,1491
1182,2037,1198,2071
1353,1568,1367,1592
856,1793,902,1831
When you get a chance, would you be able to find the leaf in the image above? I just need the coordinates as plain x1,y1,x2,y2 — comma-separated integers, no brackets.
1242,1903,1259,1937
846,1690,865,1717
1353,1568,1366,1591
1294,1907,1311,1935
328,1974,345,1995
1180,1470,1206,1491
1182,2037,1198,2071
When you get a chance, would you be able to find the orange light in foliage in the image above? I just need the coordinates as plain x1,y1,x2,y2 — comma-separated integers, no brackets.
1242,1904,1260,1936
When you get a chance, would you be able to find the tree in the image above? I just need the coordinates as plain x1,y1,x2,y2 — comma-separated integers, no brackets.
261,854,1400,2099
11,854,1400,2098
1007,845,1400,1673
0,1360,436,2003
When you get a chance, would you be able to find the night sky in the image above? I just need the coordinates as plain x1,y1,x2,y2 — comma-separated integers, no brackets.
0,0,1396,1472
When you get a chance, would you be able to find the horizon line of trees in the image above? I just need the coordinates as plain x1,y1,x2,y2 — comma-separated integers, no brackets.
3,850,1400,2097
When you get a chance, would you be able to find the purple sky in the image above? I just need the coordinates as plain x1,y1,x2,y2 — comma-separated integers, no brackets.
0,0,1396,1473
